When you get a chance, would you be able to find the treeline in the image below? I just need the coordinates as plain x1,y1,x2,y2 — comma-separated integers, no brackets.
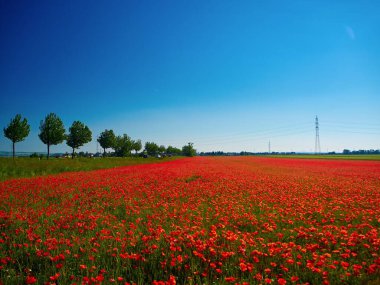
3,113,196,159
199,151,262,156
97,129,196,157
342,149,380,155
200,150,380,156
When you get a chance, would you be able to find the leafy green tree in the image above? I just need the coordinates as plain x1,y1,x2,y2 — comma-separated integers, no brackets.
167,145,182,156
159,145,166,154
145,142,159,156
114,134,133,157
66,121,92,159
3,114,30,159
182,142,196,157
132,139,142,154
97,129,116,156
38,113,66,159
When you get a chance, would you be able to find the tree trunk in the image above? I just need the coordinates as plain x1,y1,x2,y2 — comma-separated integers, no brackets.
72,148,75,159
103,148,106,157
47,144,50,160
12,142,15,160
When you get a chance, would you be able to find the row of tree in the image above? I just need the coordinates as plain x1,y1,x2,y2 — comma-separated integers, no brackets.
343,149,380,154
3,113,196,159
97,129,196,157
3,113,92,159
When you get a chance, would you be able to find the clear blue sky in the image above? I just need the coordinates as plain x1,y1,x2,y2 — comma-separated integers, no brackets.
1,0,379,153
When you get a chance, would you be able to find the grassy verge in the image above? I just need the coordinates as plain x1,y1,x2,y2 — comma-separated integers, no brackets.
265,154,380,160
0,156,182,181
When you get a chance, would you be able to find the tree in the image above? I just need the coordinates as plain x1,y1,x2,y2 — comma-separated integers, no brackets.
145,142,159,156
132,139,142,154
66,121,92,159
3,114,30,159
114,134,133,157
167,145,182,156
159,145,166,154
39,113,66,159
97,129,116,156
182,142,196,157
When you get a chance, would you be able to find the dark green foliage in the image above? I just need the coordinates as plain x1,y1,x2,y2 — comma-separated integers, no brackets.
3,114,30,159
114,134,133,157
182,142,196,157
97,129,116,156
145,142,159,156
158,145,166,154
77,151,92,157
66,121,92,158
29,152,39,158
38,113,66,159
166,145,182,156
3,114,30,143
132,139,142,154
29,153,42,158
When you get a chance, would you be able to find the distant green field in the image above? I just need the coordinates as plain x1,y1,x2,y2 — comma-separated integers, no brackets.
0,156,181,181
267,154,380,161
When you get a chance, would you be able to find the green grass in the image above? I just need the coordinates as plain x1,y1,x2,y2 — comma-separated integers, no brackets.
266,154,380,160
0,156,182,181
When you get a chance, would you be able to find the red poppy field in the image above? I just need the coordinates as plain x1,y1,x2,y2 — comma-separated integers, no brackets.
1,157,379,284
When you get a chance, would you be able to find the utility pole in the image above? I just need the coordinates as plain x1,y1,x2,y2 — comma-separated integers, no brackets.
315,116,321,154
268,140,271,154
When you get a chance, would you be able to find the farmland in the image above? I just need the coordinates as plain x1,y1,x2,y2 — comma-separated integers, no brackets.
0,157,379,284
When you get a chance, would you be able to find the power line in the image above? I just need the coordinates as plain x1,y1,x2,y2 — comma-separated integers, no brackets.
157,118,379,151
160,122,312,145
322,120,380,127
323,129,380,135
195,129,313,147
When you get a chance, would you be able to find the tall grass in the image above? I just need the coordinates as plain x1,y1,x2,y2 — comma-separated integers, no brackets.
0,156,180,181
